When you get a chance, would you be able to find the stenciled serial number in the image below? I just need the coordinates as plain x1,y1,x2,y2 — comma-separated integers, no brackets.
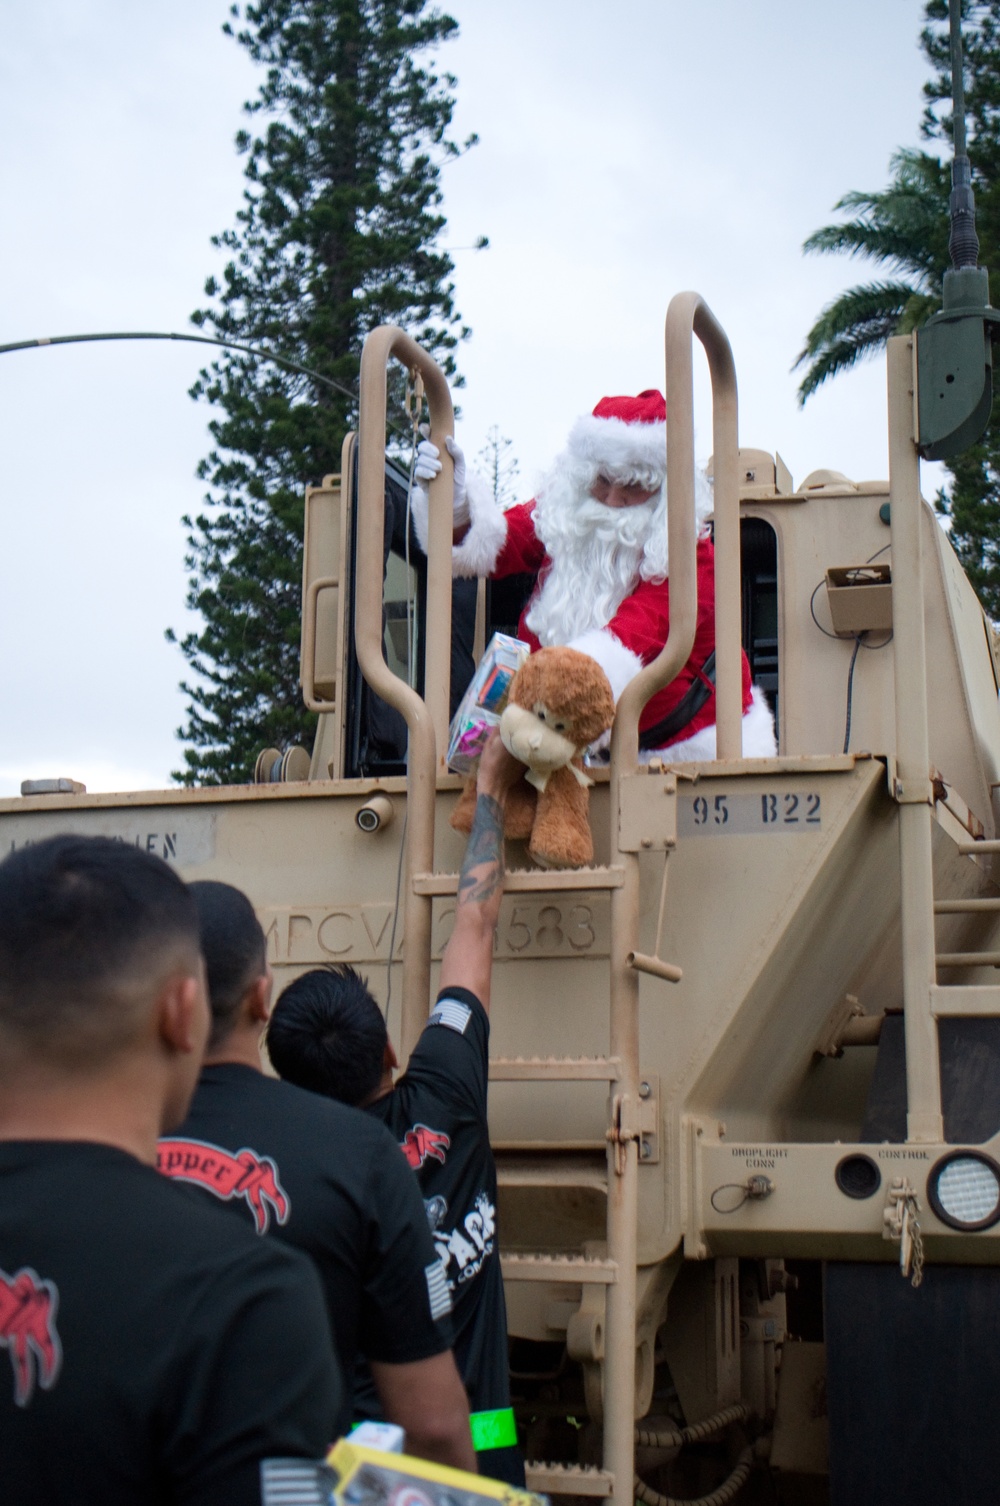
264,896,610,966
679,790,822,837
436,897,610,961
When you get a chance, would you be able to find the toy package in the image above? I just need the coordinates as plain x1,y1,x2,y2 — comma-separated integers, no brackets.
261,1439,548,1506
447,632,530,775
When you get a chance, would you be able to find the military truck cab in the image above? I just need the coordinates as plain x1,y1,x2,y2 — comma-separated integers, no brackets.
6,302,1000,1506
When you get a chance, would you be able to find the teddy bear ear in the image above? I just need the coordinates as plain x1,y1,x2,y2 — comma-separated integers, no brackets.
593,675,617,732
508,655,535,704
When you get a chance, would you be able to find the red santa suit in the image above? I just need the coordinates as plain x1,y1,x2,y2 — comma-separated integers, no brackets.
414,389,776,761
482,501,759,755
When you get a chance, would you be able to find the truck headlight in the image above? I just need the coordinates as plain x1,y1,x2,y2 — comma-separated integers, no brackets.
927,1151,1000,1231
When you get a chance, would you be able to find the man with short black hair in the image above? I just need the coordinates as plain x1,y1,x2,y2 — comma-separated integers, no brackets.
269,733,526,1486
266,963,387,1107
161,879,475,1474
0,835,340,1506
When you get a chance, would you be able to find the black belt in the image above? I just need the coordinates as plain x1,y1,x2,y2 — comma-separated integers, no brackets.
638,650,716,751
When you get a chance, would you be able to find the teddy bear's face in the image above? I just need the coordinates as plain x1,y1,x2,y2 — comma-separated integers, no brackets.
499,700,578,773
499,646,616,773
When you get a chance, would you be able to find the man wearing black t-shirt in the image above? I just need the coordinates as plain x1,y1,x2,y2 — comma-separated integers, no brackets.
269,733,526,1487
0,836,340,1506
161,881,474,1473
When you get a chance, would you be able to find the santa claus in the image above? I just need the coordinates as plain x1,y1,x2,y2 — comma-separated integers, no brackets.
412,389,776,761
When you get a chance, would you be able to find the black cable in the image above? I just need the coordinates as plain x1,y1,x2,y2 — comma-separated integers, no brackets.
710,1184,750,1214
0,328,410,438
809,579,842,640
811,567,895,752
843,637,863,754
0,328,343,392
842,626,893,754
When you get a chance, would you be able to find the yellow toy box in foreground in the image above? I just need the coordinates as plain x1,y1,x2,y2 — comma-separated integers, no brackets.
261,1440,549,1506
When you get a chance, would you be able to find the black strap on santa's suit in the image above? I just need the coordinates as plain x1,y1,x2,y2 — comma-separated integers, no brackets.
637,650,716,752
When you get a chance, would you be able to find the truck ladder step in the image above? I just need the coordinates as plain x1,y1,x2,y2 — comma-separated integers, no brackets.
501,1252,617,1284
931,985,1000,1016
935,898,1000,912
935,951,1000,967
490,1055,621,1082
524,1463,614,1497
497,1158,607,1191
493,1139,606,1153
412,865,624,895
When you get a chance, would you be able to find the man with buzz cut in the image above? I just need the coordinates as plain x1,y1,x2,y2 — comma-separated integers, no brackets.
160,879,475,1474
268,731,526,1488
0,835,341,1506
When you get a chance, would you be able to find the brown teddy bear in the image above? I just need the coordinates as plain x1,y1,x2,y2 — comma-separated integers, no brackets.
451,646,615,869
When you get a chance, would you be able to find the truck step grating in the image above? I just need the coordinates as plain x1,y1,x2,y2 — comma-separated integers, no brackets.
490,1056,621,1082
412,865,624,895
524,1462,615,1496
935,950,1000,967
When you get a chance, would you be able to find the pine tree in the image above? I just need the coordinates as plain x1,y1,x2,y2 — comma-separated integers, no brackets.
796,2,1000,615
169,0,474,784
476,425,520,508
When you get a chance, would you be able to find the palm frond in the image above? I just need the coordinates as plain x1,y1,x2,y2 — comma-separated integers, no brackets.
802,150,950,287
795,281,931,404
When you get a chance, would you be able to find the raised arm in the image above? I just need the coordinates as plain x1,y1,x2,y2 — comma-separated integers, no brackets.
438,732,523,1012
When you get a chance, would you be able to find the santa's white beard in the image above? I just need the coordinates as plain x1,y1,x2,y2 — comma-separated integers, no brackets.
526,459,668,646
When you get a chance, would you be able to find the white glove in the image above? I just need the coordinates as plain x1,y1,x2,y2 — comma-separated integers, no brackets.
413,436,470,526
414,439,442,483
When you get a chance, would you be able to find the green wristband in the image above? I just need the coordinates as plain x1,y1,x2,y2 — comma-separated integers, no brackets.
469,1406,518,1451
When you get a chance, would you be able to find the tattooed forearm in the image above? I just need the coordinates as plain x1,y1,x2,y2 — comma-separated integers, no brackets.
458,793,504,906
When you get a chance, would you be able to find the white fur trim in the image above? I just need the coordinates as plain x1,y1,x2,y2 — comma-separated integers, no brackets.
741,684,778,756
694,469,715,531
642,722,718,764
567,413,667,481
639,684,777,763
567,628,643,702
451,471,507,577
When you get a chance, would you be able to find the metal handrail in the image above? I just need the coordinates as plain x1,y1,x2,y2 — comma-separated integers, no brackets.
301,576,339,713
603,294,741,1506
888,333,943,1141
609,291,742,774
356,326,455,1058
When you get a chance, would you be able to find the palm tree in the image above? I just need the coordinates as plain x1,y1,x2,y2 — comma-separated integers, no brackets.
795,149,951,404
795,2,1000,616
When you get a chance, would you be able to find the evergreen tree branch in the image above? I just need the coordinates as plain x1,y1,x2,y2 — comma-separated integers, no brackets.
171,0,473,783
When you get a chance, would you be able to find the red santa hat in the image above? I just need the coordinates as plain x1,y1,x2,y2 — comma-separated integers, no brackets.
565,389,667,483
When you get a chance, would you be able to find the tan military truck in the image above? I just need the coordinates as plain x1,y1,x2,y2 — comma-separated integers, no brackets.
5,295,1000,1504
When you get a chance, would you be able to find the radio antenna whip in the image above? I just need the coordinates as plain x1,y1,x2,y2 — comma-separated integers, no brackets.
948,0,979,269
915,0,1000,459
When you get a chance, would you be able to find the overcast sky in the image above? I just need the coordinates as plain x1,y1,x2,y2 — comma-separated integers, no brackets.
0,0,947,795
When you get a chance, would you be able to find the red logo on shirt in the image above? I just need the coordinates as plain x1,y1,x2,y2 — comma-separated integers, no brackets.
0,1267,62,1407
401,1124,451,1170
158,1139,290,1234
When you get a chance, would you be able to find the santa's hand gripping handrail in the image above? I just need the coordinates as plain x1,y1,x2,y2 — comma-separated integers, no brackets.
609,292,743,776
